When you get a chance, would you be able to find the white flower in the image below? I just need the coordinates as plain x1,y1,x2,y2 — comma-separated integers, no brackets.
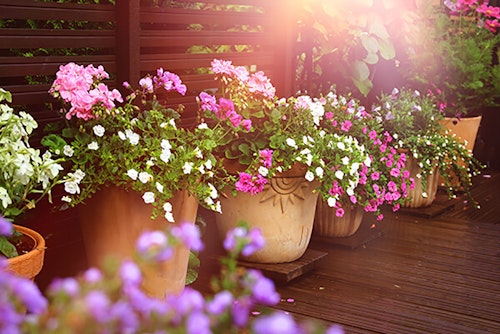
194,147,203,159
161,139,172,150
125,129,140,145
305,171,315,182
315,166,324,178
61,196,72,203
118,131,126,140
422,192,428,198
286,138,298,149
346,188,355,196
156,182,164,193
208,183,218,199
73,169,85,182
63,145,74,157
163,202,174,222
160,149,171,163
335,170,344,180
337,142,346,150
327,197,337,207
138,172,152,183
127,169,138,180
197,123,208,130
64,181,80,195
0,187,12,209
183,162,193,174
341,156,350,165
142,192,155,204
93,125,105,137
205,159,213,170
88,141,99,150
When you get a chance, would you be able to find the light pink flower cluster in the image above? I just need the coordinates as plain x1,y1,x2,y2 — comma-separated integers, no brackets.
210,59,276,100
49,63,123,120
198,92,252,131
138,68,187,96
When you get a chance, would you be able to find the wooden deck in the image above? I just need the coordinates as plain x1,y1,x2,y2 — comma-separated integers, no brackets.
194,171,500,333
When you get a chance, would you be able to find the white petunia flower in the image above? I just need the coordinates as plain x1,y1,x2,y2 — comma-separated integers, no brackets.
163,202,174,222
335,170,344,180
327,197,337,207
305,171,315,182
286,138,298,149
88,141,99,150
127,169,138,180
183,162,193,174
156,182,164,193
93,125,105,137
315,166,324,178
142,192,155,204
64,181,80,195
138,171,152,183
63,145,74,157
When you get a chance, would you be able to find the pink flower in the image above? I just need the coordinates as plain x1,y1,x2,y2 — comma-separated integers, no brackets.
325,111,334,119
340,120,352,132
235,173,267,195
335,208,344,218
211,59,234,75
259,149,273,168
387,181,398,192
247,71,276,99
240,119,252,132
390,168,400,177
371,172,380,181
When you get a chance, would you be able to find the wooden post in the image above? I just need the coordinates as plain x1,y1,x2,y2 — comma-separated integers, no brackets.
116,0,140,88
266,0,298,97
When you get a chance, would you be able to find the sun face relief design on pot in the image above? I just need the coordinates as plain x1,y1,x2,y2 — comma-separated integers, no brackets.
216,173,320,264
259,176,310,214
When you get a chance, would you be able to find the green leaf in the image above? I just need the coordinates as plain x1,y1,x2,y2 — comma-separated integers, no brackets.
41,134,67,151
0,88,12,103
351,60,370,81
378,38,396,60
361,35,379,54
364,52,379,64
369,20,389,39
352,78,373,97
0,236,18,258
185,252,200,285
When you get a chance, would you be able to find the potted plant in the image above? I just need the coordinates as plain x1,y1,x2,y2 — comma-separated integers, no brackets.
398,0,500,154
198,59,375,263
44,63,224,297
372,88,483,208
313,91,414,237
0,88,67,280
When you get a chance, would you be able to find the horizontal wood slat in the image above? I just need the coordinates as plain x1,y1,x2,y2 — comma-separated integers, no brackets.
140,8,266,25
140,31,272,48
0,4,114,21
0,56,116,77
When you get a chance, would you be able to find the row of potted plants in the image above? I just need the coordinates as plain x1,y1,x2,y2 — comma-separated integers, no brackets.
2,58,482,261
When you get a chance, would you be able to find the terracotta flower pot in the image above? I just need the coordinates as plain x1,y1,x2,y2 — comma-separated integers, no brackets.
403,157,439,208
438,116,482,188
79,186,199,299
6,225,46,280
216,164,319,264
314,202,364,237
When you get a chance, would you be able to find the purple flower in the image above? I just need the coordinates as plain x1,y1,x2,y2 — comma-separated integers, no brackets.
207,291,234,315
110,301,139,332
171,223,204,252
231,296,252,327
10,278,47,314
326,324,345,334
0,216,12,236
245,269,280,305
187,311,211,334
48,277,80,297
253,312,300,334
136,230,173,262
241,228,266,257
83,268,103,283
120,260,142,287
85,290,110,323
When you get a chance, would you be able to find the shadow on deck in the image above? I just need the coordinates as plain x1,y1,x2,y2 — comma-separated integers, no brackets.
194,172,500,333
